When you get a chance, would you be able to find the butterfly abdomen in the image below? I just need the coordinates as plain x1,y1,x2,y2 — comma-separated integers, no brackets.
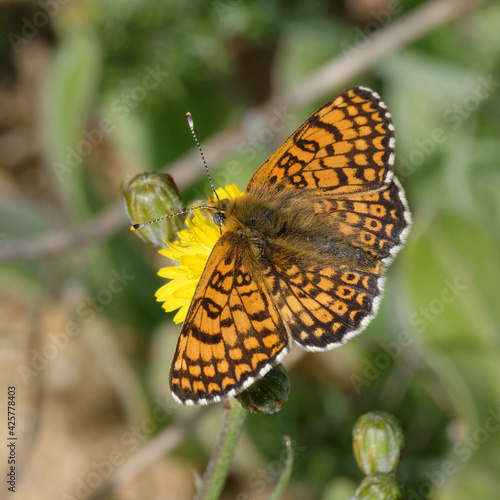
220,192,379,273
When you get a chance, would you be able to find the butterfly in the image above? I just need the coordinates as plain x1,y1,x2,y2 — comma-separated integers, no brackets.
170,86,411,405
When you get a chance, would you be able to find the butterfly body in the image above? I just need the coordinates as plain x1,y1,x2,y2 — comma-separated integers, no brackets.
170,87,411,405
211,190,380,273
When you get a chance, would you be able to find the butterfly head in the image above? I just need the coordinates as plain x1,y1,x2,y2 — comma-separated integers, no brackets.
206,196,232,228
213,211,225,227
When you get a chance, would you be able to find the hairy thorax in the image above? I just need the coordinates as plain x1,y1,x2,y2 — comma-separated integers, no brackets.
210,191,381,273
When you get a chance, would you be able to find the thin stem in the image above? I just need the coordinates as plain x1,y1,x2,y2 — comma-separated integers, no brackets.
267,436,294,500
195,399,247,500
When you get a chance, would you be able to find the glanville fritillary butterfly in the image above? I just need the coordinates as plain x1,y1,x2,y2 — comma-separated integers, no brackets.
170,86,412,405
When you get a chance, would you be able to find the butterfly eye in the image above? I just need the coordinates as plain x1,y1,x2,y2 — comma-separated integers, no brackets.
213,212,225,227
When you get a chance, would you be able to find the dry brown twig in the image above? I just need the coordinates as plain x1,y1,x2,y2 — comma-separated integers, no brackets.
0,0,486,263
87,406,210,500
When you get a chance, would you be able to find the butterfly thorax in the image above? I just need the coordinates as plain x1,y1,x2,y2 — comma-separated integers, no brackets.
209,191,380,272
210,192,299,237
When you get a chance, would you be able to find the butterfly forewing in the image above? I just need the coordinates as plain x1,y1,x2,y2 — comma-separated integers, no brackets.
246,87,395,195
170,233,290,405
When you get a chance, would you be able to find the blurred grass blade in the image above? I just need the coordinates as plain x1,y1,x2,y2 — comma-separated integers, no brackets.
267,436,294,500
40,30,101,220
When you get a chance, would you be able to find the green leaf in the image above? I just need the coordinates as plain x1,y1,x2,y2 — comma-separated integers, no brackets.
40,30,101,219
404,212,500,424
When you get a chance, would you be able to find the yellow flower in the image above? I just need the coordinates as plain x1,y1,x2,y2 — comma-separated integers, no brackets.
156,184,243,324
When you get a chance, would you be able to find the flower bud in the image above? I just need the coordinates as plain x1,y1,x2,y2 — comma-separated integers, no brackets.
122,173,186,246
235,364,289,414
354,472,401,500
352,411,404,474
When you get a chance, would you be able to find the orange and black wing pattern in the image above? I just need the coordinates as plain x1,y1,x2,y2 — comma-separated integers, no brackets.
247,87,411,350
247,86,411,264
260,252,386,351
169,233,289,405
247,87,395,195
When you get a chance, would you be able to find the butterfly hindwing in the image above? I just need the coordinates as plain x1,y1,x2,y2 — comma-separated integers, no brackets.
257,240,384,350
312,179,411,263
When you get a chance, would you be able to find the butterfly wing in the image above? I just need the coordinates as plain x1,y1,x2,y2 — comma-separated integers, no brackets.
247,86,395,195
260,252,385,351
245,87,411,349
247,86,411,264
169,232,290,405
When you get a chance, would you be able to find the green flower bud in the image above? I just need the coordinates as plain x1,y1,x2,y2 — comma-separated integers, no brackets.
235,364,289,414
352,411,404,474
354,472,401,500
122,173,186,246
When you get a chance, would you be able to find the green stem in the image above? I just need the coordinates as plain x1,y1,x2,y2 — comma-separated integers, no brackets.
267,436,294,500
195,399,247,500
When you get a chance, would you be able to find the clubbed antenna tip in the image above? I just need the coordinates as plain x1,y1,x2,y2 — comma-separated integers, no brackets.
185,112,218,200
186,111,194,130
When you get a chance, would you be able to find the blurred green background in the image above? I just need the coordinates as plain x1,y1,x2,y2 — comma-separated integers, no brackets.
0,0,499,499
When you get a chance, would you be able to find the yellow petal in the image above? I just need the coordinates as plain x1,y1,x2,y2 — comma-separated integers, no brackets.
155,184,243,324
173,302,191,324
162,296,188,313
179,255,208,274
158,265,191,279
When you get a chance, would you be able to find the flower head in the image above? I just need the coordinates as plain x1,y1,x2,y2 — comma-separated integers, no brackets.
353,411,405,475
122,172,185,246
235,363,290,414
155,184,243,323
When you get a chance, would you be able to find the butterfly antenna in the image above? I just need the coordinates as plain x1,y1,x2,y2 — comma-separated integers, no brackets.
130,206,212,231
186,112,219,201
